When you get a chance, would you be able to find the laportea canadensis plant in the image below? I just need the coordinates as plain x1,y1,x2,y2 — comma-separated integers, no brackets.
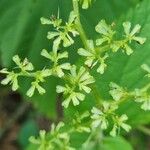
0,0,149,149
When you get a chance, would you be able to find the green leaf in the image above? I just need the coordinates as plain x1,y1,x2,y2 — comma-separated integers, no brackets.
18,120,39,148
100,136,133,150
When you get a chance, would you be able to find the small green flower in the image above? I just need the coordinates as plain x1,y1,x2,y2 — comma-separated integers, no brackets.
26,69,51,97
0,69,19,91
141,64,150,77
56,65,95,108
141,100,150,111
13,55,34,71
91,107,108,130
0,55,34,91
134,89,150,111
72,111,91,133
74,66,95,93
91,102,118,130
26,81,46,97
110,114,131,137
111,40,134,55
95,20,134,55
30,122,74,150
41,49,71,78
50,122,67,140
57,85,85,108
111,22,146,55
29,130,52,150
51,122,64,132
42,11,78,49
50,122,75,150
110,22,146,55
111,39,135,56
95,20,115,45
41,15,62,28
78,40,108,74
123,22,146,44
109,82,127,101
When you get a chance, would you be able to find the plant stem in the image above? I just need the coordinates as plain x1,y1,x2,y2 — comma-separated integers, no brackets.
72,0,103,105
91,85,103,106
72,0,89,50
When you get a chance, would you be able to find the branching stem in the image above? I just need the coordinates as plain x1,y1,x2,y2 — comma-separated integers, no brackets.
72,0,103,106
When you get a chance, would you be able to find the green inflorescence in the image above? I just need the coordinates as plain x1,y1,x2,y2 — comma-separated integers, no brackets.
0,0,149,149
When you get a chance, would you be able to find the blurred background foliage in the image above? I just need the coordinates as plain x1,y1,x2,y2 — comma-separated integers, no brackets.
0,0,150,149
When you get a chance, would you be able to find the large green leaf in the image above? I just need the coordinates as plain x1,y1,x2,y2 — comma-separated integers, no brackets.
100,136,133,150
71,135,133,150
71,134,133,150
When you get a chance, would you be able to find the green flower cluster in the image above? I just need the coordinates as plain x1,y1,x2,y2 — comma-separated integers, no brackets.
30,122,75,150
0,55,34,91
41,11,79,50
109,79,150,111
0,47,71,97
95,20,146,55
91,102,131,137
111,21,146,55
78,20,146,75
134,88,150,111
56,65,95,108
0,0,149,149
109,82,128,101
110,114,131,137
78,40,109,74
71,111,91,133
41,49,71,78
